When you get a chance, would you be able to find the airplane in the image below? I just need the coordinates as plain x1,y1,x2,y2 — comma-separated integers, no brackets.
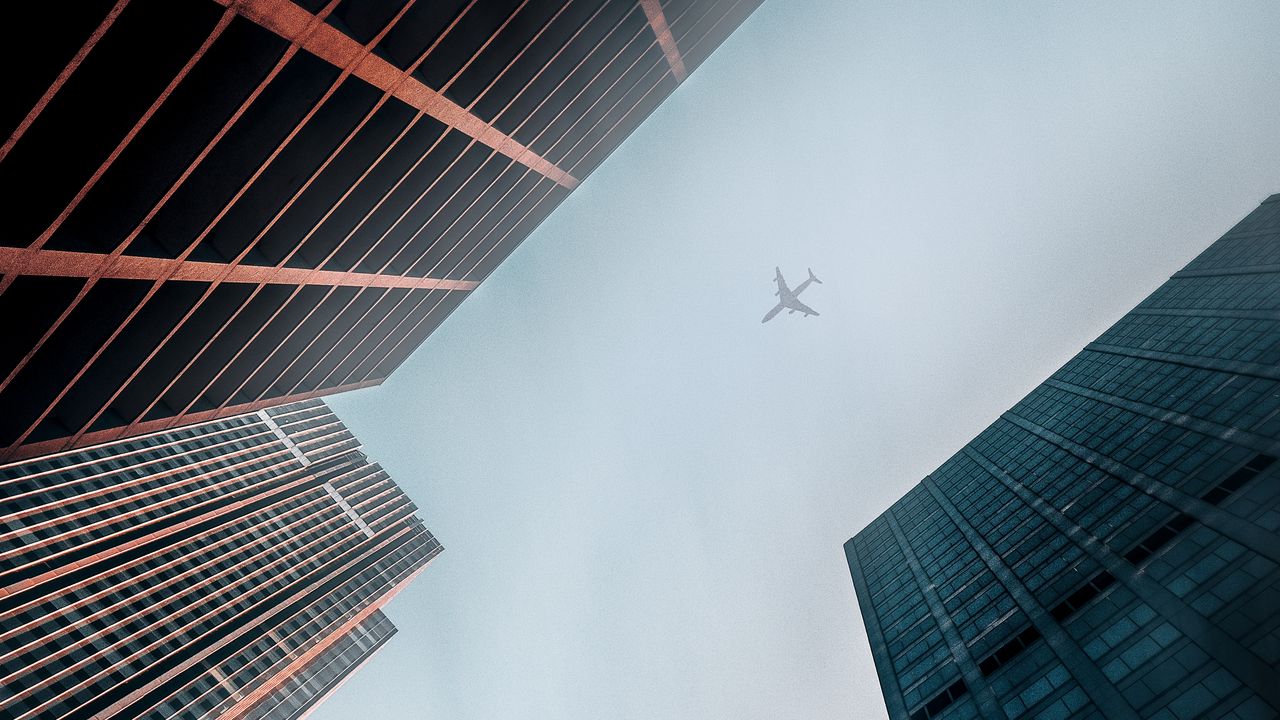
761,267,821,323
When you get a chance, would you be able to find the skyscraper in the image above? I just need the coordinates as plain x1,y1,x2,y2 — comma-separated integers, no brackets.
0,399,440,720
0,0,762,463
844,194,1280,720
237,610,398,720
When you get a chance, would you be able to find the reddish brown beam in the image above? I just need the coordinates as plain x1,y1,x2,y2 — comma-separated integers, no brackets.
0,248,477,290
1,378,378,464
277,0,485,270
0,2,342,397
9,10,470,460
7,3,370,455
544,18,667,165
314,6,657,388
218,551,430,720
278,0,552,272
567,0,751,176
248,140,494,404
350,1,748,382
132,137,464,429
217,0,580,189
198,153,499,417
258,160,518,406
0,0,133,164
316,162,544,389
0,6,237,296
242,1,607,397
639,0,688,81
145,1,621,419
340,179,559,388
286,0,692,391
381,2,659,280
27,9,237,253
226,0,429,274
2,0,733,464
76,524,419,720
72,0,442,440
61,0,475,443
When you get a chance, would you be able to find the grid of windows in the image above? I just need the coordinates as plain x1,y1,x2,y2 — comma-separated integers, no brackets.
0,0,764,465
0,399,440,720
238,610,397,720
1093,313,1280,365
845,193,1280,719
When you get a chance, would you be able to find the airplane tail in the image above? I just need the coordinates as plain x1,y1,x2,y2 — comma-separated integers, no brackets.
808,268,822,284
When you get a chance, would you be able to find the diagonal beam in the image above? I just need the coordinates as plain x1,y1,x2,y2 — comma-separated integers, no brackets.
0,1,133,164
639,0,688,82
219,563,430,720
28,8,237,253
322,5,682,386
0,1,343,396
353,0,754,384
320,0,748,389
59,0,434,444
217,0,579,189
0,247,476,291
272,5,640,393
2,378,378,464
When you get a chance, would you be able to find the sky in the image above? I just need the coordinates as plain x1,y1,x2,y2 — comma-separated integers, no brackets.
316,2,1280,718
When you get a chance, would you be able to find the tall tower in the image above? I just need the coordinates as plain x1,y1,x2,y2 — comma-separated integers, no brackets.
0,400,440,720
845,194,1280,720
0,0,763,463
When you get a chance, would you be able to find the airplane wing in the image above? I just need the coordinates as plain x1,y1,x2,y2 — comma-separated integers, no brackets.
774,268,790,296
761,302,785,323
790,298,819,316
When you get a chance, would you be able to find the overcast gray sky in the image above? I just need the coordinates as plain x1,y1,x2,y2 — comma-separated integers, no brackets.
316,2,1280,718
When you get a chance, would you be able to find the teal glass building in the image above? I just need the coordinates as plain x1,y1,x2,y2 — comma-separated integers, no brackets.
845,193,1280,720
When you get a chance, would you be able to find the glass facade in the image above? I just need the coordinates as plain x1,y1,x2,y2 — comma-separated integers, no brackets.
240,610,397,720
0,399,441,720
846,193,1280,720
0,0,763,465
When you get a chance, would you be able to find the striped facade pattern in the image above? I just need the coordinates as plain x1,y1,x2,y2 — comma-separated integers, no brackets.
0,399,441,720
845,194,1280,720
0,0,763,463
242,610,397,720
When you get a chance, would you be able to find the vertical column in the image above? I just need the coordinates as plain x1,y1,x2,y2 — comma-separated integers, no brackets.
964,446,1280,711
885,510,1003,719
257,410,311,466
921,478,1141,720
844,539,910,719
638,0,688,81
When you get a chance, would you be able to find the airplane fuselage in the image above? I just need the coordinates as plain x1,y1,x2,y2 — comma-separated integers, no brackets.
762,267,821,323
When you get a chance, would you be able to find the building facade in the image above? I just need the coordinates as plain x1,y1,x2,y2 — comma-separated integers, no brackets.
240,610,398,720
0,399,440,719
845,194,1280,720
0,0,762,463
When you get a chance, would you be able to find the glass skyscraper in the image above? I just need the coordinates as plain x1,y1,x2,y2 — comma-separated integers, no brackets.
0,0,762,464
240,610,398,720
1,4,767,716
845,193,1280,720
0,399,440,719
